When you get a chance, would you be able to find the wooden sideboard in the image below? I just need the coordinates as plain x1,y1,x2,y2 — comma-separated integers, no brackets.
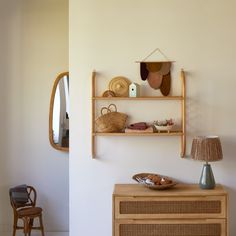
113,184,228,236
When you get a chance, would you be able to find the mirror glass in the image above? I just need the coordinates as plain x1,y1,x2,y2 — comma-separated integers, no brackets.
49,72,69,151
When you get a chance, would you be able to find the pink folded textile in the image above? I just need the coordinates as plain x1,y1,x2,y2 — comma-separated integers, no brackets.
125,126,153,133
127,122,148,130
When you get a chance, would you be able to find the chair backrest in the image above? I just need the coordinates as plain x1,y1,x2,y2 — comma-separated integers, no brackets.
9,185,37,210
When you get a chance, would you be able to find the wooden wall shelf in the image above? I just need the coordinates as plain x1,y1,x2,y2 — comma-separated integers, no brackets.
91,70,186,158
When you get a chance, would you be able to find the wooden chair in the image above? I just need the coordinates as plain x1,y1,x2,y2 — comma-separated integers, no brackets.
9,185,45,236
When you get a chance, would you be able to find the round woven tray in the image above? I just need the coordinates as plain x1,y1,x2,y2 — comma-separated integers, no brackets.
109,76,131,97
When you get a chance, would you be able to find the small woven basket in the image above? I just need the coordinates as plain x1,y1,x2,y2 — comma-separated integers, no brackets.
95,104,128,133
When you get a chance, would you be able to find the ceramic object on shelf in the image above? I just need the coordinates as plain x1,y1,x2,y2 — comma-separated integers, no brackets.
153,119,174,132
154,124,173,131
129,83,140,97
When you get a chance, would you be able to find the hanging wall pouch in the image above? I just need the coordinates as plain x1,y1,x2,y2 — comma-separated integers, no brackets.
138,48,173,96
95,104,128,133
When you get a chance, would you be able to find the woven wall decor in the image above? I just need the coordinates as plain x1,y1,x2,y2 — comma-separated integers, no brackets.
160,72,171,96
146,71,163,89
137,48,173,96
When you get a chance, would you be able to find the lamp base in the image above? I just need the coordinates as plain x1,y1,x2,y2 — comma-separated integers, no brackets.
199,163,215,189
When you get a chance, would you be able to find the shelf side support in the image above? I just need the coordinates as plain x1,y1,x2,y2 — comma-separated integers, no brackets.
180,69,186,157
92,70,96,158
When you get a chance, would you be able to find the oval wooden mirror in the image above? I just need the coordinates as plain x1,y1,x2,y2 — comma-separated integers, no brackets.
49,72,69,151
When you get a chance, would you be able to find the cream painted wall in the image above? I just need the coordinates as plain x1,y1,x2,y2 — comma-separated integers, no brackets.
70,0,236,235
0,0,69,232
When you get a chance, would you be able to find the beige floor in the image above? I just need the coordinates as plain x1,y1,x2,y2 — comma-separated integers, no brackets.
2,232,69,236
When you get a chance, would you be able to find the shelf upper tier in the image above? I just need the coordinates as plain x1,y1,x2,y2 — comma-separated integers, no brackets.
93,96,183,100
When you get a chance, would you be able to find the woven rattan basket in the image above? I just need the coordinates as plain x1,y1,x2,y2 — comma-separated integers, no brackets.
95,104,128,133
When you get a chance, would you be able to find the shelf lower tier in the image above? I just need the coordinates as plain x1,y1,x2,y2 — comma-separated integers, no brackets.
93,131,183,136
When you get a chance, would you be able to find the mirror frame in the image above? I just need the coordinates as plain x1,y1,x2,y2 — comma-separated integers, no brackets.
49,71,69,152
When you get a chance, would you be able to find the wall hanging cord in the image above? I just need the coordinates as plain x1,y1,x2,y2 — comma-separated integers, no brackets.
141,48,170,62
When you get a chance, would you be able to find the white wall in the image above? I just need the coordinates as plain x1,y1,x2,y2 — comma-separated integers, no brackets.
0,0,69,232
70,0,236,235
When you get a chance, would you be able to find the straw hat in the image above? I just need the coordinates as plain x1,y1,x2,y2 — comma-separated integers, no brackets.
109,76,131,97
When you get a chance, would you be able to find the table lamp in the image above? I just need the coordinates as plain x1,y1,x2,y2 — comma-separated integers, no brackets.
191,136,223,189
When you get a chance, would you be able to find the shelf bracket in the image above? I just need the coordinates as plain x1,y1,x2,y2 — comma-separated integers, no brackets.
180,69,186,157
92,70,96,158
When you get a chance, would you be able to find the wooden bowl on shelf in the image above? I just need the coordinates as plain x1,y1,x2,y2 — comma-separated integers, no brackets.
132,173,177,190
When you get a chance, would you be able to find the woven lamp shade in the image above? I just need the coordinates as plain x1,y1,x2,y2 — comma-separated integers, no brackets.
191,136,223,162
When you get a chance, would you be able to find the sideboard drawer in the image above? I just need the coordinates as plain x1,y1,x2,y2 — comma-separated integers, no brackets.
115,196,226,219
115,219,226,236
113,184,228,236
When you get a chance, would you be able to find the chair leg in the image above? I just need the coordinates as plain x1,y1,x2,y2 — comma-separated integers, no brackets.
12,217,17,236
39,215,45,236
12,227,16,236
29,218,34,236
22,217,29,236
